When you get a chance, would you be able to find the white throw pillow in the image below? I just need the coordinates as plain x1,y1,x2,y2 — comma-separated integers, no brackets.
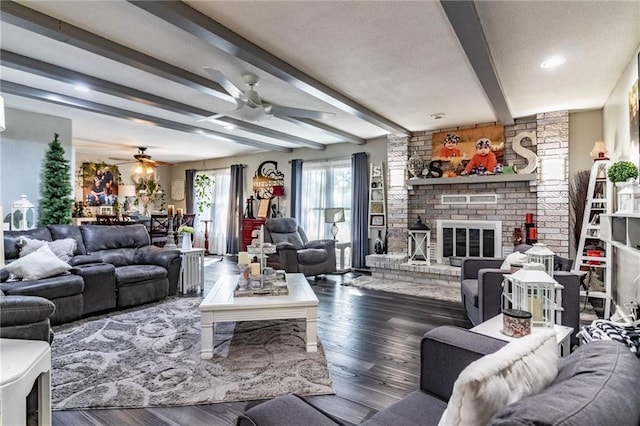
6,244,72,281
438,330,559,426
500,251,528,271
19,237,77,262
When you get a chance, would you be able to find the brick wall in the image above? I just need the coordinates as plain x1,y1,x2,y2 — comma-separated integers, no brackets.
384,111,569,259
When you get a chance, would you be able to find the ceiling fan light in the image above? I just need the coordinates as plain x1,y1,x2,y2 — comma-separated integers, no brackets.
134,164,143,174
146,166,154,174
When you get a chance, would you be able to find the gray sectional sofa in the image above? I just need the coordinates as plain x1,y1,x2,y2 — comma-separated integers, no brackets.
1,224,182,333
239,326,640,425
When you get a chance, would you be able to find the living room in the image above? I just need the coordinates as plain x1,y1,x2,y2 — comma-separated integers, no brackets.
2,1,640,425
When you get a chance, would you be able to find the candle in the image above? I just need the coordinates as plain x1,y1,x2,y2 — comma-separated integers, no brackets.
528,297,544,322
525,213,534,224
238,251,250,265
176,208,183,217
250,262,261,276
167,204,175,217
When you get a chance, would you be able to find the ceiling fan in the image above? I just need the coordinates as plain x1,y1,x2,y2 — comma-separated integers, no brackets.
202,68,335,123
112,147,172,175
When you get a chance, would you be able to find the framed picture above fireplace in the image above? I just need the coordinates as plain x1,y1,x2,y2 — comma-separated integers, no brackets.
432,125,505,177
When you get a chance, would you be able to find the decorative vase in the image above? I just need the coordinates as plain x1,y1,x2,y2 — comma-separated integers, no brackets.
374,230,384,254
407,151,424,179
181,234,192,250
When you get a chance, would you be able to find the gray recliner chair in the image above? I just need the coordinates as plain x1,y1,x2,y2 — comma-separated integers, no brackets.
264,218,336,278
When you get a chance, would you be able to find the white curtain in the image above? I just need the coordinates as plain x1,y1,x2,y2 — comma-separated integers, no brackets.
300,158,352,241
194,169,230,254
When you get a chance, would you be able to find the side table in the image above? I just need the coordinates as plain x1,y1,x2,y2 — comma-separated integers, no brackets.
335,241,351,273
179,248,205,294
471,314,573,357
0,338,51,426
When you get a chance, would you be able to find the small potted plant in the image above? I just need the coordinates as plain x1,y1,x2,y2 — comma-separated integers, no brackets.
607,160,638,185
178,225,195,250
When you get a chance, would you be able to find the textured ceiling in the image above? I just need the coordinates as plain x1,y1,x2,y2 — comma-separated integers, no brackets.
1,1,639,164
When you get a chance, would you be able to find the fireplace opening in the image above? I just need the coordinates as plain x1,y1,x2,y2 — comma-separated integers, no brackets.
436,220,502,264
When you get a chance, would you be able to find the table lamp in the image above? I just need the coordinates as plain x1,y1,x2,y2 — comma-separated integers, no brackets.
272,185,285,217
324,207,345,240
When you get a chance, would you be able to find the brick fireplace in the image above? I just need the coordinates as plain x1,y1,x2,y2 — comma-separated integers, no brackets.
366,111,570,286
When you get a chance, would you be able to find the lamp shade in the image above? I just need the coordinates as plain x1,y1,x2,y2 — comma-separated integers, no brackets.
272,185,285,197
590,141,608,159
324,207,345,223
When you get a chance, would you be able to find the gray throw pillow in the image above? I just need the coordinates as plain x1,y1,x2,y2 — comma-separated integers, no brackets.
19,237,77,262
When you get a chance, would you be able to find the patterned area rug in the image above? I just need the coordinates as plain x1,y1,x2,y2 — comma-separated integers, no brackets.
51,297,333,410
345,275,460,302
346,275,599,325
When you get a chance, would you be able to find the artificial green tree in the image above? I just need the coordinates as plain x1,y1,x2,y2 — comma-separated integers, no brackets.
39,133,73,226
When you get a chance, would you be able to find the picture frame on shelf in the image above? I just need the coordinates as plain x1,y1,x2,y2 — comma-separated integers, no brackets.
371,203,384,214
370,215,385,226
257,199,270,218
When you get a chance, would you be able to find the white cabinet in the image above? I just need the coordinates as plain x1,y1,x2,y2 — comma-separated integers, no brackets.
601,213,640,255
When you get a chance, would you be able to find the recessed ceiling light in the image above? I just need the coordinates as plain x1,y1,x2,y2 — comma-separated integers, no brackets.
540,56,566,69
74,84,91,92
430,113,445,120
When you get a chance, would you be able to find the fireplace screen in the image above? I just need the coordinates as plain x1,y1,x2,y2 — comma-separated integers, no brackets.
437,220,502,264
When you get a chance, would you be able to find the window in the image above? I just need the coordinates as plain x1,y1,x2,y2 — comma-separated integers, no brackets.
300,159,352,241
195,169,230,254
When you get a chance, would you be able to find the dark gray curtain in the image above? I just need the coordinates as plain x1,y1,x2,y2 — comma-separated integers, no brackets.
185,169,196,215
351,152,369,269
290,159,303,219
225,164,244,254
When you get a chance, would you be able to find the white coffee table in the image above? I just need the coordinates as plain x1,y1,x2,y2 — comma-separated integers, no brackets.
199,273,319,359
0,338,51,426
471,314,574,357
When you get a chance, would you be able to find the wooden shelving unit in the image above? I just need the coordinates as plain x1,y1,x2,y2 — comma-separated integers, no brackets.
572,160,613,319
369,163,386,239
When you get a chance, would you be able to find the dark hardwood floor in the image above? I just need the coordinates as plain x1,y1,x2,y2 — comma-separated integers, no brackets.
51,256,472,425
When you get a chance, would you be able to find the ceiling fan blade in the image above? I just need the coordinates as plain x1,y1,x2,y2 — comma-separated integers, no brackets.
203,67,250,104
197,112,227,123
270,105,335,121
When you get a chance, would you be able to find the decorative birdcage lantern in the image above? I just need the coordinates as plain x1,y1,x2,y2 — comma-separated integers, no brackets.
616,179,640,213
11,195,36,230
503,263,562,328
525,243,555,278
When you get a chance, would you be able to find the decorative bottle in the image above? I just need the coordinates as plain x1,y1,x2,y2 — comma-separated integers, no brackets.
374,230,384,254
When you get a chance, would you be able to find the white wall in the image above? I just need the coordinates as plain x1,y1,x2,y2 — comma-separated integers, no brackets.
603,44,640,309
0,107,72,226
604,46,640,164
569,110,603,175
